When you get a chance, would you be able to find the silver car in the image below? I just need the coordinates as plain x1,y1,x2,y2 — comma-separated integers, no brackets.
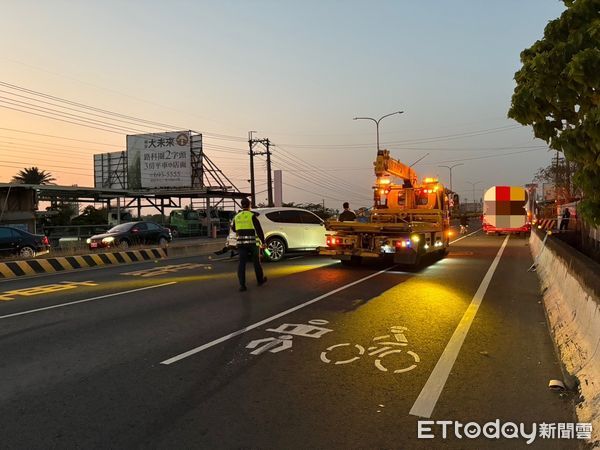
226,207,327,261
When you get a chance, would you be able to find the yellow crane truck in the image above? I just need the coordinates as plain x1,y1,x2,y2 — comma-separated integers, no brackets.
320,149,452,266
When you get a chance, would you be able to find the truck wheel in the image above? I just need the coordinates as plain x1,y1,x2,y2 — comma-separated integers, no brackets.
266,237,286,262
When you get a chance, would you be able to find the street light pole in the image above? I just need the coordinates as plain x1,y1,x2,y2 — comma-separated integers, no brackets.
354,110,404,153
466,180,483,209
437,163,463,193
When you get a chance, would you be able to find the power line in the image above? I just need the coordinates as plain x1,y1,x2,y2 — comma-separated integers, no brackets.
0,81,187,130
271,156,371,201
0,158,93,173
430,148,547,165
0,103,134,135
388,144,548,152
272,160,371,202
273,145,370,196
0,96,150,134
283,182,352,203
0,127,121,147
275,125,522,149
1,81,249,143
0,163,91,178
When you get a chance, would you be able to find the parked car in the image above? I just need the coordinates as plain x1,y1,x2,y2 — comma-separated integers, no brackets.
86,221,172,250
0,226,50,258
226,207,327,262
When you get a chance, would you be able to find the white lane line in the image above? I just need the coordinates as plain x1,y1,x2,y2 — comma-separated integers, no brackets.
449,228,481,244
160,267,395,365
409,235,509,418
0,282,177,320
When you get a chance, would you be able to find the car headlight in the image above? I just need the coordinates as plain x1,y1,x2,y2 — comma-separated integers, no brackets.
86,238,91,244
102,236,115,244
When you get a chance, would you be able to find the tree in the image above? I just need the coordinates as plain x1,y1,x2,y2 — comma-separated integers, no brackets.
46,203,79,226
11,167,56,185
533,157,582,201
71,206,108,225
508,0,600,224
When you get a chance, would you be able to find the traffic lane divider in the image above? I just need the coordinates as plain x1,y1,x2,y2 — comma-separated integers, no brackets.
0,249,167,279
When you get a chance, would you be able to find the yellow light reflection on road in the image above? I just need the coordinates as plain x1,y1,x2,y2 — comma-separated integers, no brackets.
353,277,470,342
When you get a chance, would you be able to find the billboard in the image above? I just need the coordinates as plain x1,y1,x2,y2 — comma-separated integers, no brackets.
94,151,127,189
127,131,192,189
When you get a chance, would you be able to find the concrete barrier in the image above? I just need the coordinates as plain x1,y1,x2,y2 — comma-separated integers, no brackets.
0,249,168,279
0,240,225,279
530,229,600,442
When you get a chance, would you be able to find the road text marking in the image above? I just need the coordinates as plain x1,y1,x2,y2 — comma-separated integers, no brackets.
0,282,177,319
160,267,394,365
0,280,97,301
122,263,210,277
409,235,509,418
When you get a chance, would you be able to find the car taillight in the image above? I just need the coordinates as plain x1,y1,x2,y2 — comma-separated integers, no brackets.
42,236,49,246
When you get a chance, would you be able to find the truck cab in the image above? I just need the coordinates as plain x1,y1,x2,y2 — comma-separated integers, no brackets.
169,209,201,237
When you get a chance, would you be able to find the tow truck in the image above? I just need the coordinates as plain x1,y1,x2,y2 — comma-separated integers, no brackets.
320,149,452,266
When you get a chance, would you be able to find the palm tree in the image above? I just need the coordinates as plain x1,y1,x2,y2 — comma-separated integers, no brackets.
11,167,56,185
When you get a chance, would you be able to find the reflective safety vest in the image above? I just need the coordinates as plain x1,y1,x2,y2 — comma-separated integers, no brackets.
234,210,258,246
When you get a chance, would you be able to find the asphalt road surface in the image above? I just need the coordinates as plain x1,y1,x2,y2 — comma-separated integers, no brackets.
0,226,578,449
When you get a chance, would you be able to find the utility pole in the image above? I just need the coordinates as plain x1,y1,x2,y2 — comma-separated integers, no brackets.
248,133,273,207
248,131,257,207
265,139,273,207
466,180,482,211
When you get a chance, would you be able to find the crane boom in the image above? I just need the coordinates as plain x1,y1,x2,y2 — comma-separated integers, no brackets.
374,150,417,186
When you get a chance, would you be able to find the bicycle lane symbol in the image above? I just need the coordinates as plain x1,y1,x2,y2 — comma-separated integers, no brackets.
320,326,420,374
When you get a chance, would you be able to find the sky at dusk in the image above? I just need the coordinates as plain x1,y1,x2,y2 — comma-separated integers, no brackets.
0,0,566,208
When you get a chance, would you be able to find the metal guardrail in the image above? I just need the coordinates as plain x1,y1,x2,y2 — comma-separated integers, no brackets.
43,225,111,248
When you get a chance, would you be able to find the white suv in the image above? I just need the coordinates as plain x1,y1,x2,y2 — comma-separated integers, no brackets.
226,207,327,261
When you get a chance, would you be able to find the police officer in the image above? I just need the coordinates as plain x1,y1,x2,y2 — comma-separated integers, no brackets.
231,198,267,291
